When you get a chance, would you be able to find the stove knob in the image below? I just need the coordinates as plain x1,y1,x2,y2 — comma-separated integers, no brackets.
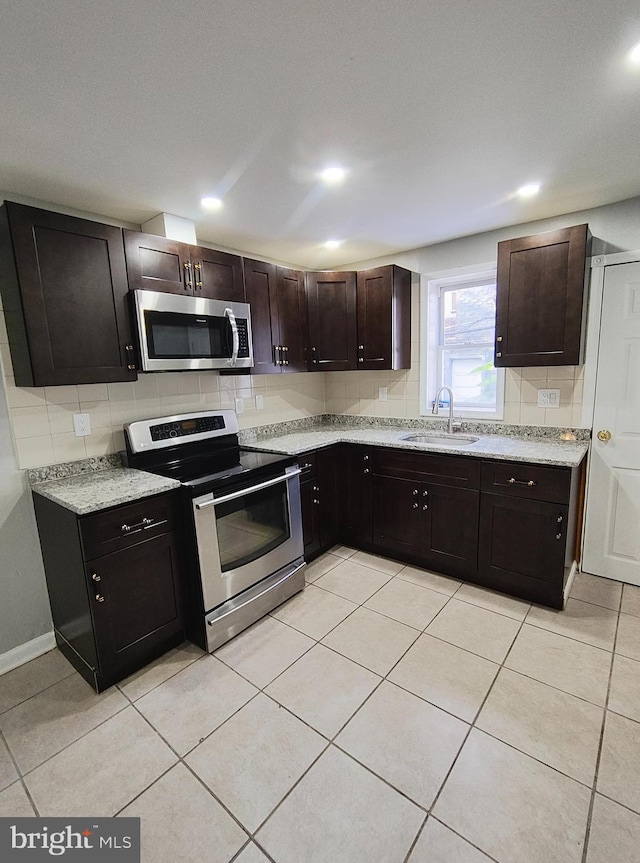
169,430,178,437
159,432,168,440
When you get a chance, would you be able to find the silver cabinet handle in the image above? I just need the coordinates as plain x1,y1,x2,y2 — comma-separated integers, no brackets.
195,467,302,509
508,478,537,487
225,307,239,366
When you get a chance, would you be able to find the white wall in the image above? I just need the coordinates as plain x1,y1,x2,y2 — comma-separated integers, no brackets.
0,365,52,656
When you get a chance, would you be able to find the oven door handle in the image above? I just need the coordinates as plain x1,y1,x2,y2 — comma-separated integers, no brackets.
194,467,302,509
225,307,239,366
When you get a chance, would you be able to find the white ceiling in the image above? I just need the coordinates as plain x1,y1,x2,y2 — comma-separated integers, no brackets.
1,0,639,268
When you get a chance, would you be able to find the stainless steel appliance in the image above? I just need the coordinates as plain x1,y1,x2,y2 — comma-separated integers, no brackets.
133,289,253,371
124,410,304,651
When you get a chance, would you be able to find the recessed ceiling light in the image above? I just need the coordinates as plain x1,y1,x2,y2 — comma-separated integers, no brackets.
324,239,342,249
320,166,347,185
516,183,541,199
201,196,223,210
629,41,640,64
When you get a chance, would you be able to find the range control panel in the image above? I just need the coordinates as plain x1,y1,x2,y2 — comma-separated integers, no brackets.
150,415,226,442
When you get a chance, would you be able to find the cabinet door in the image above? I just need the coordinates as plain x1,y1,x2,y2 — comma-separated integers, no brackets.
3,203,136,386
357,266,411,370
495,224,590,367
341,445,373,547
300,478,321,558
193,246,244,302
317,447,339,551
372,475,421,556
307,271,357,371
277,267,308,373
124,231,192,294
88,532,184,684
243,258,280,374
422,485,479,579
478,493,569,607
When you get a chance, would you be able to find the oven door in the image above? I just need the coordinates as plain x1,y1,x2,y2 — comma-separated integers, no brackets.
192,466,303,612
134,289,253,371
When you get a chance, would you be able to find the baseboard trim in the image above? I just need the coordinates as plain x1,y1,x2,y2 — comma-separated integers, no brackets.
0,631,56,677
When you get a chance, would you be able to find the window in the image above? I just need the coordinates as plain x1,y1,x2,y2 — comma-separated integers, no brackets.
421,269,504,419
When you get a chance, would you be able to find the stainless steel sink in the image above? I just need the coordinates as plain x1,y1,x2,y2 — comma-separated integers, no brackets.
401,433,479,446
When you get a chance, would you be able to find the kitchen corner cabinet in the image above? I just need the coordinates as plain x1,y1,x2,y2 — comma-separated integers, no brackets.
243,258,308,373
357,266,411,370
495,224,591,367
0,202,136,386
299,450,339,560
33,492,185,692
123,231,245,303
306,271,358,371
477,461,580,608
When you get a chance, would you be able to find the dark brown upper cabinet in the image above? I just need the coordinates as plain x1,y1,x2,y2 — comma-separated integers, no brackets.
306,271,357,371
356,265,411,370
0,202,136,387
494,224,591,367
243,259,308,373
124,231,244,303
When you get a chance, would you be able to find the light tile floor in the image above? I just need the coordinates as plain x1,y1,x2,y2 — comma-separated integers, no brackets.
1,549,640,863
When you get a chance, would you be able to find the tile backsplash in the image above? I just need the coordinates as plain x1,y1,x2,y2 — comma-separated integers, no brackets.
324,364,585,428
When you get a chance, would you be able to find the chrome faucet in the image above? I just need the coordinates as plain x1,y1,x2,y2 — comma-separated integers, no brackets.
432,386,460,434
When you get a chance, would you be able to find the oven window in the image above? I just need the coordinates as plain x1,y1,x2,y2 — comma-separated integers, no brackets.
145,310,228,359
215,482,290,572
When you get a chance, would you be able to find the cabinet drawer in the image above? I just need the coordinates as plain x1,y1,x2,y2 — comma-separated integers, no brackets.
80,493,179,560
298,451,318,479
481,461,571,504
372,448,480,489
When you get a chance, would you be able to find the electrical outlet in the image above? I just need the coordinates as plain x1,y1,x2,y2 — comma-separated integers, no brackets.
537,388,560,408
255,394,264,410
378,387,388,401
73,413,91,436
234,397,244,414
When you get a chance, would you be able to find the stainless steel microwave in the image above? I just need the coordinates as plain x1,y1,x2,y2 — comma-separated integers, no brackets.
133,290,253,371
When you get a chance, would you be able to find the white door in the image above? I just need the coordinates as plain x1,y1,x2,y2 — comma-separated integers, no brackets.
582,261,640,585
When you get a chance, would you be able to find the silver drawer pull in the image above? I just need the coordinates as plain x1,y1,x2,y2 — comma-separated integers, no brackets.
507,478,537,487
302,462,313,470
120,517,165,533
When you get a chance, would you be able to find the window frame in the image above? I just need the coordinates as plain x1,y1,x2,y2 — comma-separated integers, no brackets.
420,266,505,420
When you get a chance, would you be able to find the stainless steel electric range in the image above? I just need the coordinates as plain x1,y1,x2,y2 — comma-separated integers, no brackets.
124,410,305,652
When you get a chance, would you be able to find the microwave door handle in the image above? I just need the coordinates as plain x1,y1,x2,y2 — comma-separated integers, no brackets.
225,308,239,366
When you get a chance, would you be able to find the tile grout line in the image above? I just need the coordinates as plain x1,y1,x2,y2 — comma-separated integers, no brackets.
422,612,529,837
579,604,622,863
0,727,41,817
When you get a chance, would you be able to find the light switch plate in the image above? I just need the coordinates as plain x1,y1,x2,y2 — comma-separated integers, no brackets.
255,394,264,410
234,397,244,414
537,388,560,408
378,387,388,401
73,413,91,436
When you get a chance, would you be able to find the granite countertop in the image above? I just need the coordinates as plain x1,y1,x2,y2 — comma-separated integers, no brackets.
242,425,589,468
31,468,181,516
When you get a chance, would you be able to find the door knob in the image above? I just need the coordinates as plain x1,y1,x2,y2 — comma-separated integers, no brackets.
597,430,612,442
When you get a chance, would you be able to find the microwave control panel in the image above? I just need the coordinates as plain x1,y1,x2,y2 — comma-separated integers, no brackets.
236,319,250,357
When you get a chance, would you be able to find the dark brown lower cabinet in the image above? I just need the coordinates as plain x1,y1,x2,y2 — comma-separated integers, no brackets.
299,448,339,561
372,474,479,579
340,445,373,548
33,491,185,692
332,443,582,606
478,494,570,608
